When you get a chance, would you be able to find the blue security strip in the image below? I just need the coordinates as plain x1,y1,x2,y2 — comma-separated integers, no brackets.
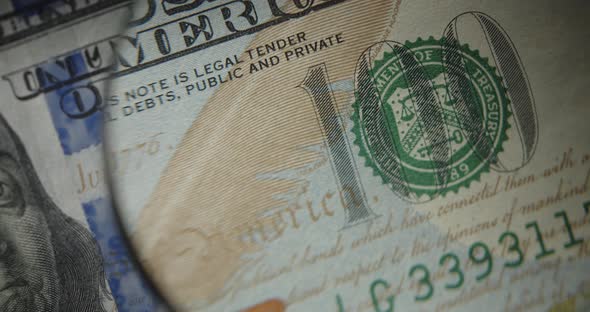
83,199,162,311
42,53,102,154
42,50,162,312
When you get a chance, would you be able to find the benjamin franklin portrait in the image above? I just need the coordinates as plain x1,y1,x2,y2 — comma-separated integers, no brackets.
0,114,111,312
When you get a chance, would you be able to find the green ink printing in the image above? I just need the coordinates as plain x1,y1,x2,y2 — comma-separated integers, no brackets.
352,37,511,198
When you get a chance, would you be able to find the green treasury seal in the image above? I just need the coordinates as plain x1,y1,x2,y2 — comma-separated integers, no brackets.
352,37,510,199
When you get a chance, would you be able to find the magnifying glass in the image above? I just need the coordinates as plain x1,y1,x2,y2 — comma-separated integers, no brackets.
102,0,590,311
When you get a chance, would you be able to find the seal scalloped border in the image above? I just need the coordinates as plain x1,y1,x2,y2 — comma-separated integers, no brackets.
351,36,512,199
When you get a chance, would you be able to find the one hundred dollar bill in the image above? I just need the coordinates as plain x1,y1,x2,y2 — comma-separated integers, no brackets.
0,0,163,311
104,0,590,311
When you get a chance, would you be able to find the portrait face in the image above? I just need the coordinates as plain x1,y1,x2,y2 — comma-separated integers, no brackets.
0,123,59,312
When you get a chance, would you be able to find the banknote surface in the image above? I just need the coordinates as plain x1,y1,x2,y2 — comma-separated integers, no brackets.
104,0,590,311
0,0,164,311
